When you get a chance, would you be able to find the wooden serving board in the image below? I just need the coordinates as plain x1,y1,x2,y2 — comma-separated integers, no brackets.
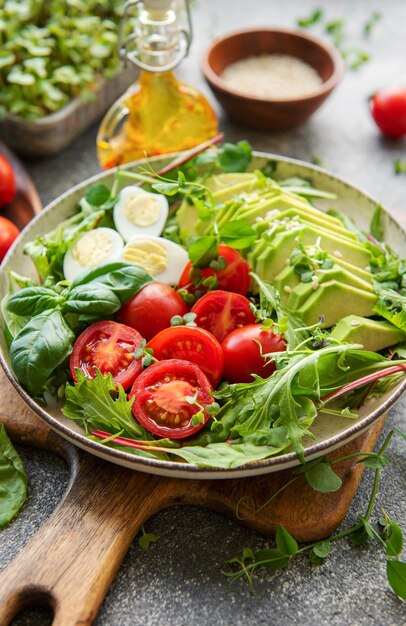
0,370,385,626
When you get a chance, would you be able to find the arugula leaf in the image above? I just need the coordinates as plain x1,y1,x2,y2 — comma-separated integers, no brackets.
170,441,289,468
63,370,147,439
0,424,28,528
10,309,75,395
370,204,384,241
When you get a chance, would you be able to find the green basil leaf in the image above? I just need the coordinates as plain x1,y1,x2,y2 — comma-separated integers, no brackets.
188,236,218,268
10,310,75,395
219,220,256,249
6,286,62,316
64,283,121,315
386,559,406,600
85,183,111,207
305,461,342,493
0,424,28,528
275,525,298,556
70,262,153,302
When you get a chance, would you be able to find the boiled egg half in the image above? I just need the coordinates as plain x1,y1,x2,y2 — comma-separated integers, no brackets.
122,235,188,285
113,185,169,242
63,227,124,282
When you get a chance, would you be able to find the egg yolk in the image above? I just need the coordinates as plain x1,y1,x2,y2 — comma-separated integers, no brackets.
123,239,168,275
72,230,113,267
125,194,161,227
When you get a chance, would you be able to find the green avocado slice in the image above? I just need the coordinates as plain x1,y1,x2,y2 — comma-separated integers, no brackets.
330,315,405,351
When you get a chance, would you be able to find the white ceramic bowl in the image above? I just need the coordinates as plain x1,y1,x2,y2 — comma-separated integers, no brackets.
1,152,405,479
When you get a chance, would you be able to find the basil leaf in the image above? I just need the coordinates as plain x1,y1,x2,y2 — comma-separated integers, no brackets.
85,183,111,207
70,262,153,302
10,309,75,395
188,236,218,268
64,283,121,315
6,286,62,316
0,424,28,528
219,220,256,249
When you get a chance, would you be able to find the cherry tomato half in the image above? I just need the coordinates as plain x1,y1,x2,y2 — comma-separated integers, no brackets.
370,87,406,138
191,290,256,342
117,282,188,341
0,155,16,207
0,216,19,263
147,326,224,387
70,321,143,389
178,244,251,298
130,359,213,439
221,324,286,383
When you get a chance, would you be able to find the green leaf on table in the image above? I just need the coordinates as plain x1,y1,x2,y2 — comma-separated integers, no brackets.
304,460,342,493
394,160,406,175
0,424,28,528
313,540,332,559
385,521,404,557
275,525,298,556
297,8,323,28
85,184,111,207
254,548,290,571
138,525,158,550
10,309,75,396
386,559,406,600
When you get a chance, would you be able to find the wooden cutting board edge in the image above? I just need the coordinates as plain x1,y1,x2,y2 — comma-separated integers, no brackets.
0,369,386,626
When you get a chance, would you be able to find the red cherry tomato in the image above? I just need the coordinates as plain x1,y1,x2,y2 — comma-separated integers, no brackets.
221,324,286,383
0,155,16,207
147,326,224,387
117,282,188,341
191,290,256,342
129,359,213,439
178,244,251,298
0,216,19,263
370,87,406,138
70,321,143,390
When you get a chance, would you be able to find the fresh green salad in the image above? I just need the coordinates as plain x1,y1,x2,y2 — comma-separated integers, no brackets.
1,142,406,469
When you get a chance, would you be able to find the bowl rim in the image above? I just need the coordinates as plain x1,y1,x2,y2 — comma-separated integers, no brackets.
0,151,405,479
201,26,345,104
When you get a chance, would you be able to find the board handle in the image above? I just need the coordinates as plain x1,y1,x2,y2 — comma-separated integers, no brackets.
0,450,173,626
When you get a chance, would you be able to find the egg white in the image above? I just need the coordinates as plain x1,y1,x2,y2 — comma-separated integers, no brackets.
113,185,169,242
122,235,188,285
63,227,124,282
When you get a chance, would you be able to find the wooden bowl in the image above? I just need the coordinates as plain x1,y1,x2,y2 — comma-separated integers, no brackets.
202,28,344,131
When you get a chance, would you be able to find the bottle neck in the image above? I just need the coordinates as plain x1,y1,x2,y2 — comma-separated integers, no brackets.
138,6,179,70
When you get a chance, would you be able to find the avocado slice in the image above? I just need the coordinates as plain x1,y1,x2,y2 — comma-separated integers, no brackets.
295,281,377,327
330,315,405,351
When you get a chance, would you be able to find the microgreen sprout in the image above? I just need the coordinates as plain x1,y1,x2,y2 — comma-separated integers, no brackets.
185,392,219,427
138,525,158,550
394,160,406,175
134,339,157,368
170,312,197,327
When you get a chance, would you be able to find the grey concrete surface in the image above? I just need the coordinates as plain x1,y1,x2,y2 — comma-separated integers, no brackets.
1,0,405,624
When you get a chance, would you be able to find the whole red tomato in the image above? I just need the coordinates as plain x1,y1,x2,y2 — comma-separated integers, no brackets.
221,324,286,383
370,88,406,138
0,216,19,263
0,155,16,207
117,282,188,340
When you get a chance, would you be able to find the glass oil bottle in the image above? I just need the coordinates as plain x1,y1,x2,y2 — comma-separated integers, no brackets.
97,0,218,169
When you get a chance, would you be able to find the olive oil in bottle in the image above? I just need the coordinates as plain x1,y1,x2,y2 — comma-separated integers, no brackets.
97,0,218,170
